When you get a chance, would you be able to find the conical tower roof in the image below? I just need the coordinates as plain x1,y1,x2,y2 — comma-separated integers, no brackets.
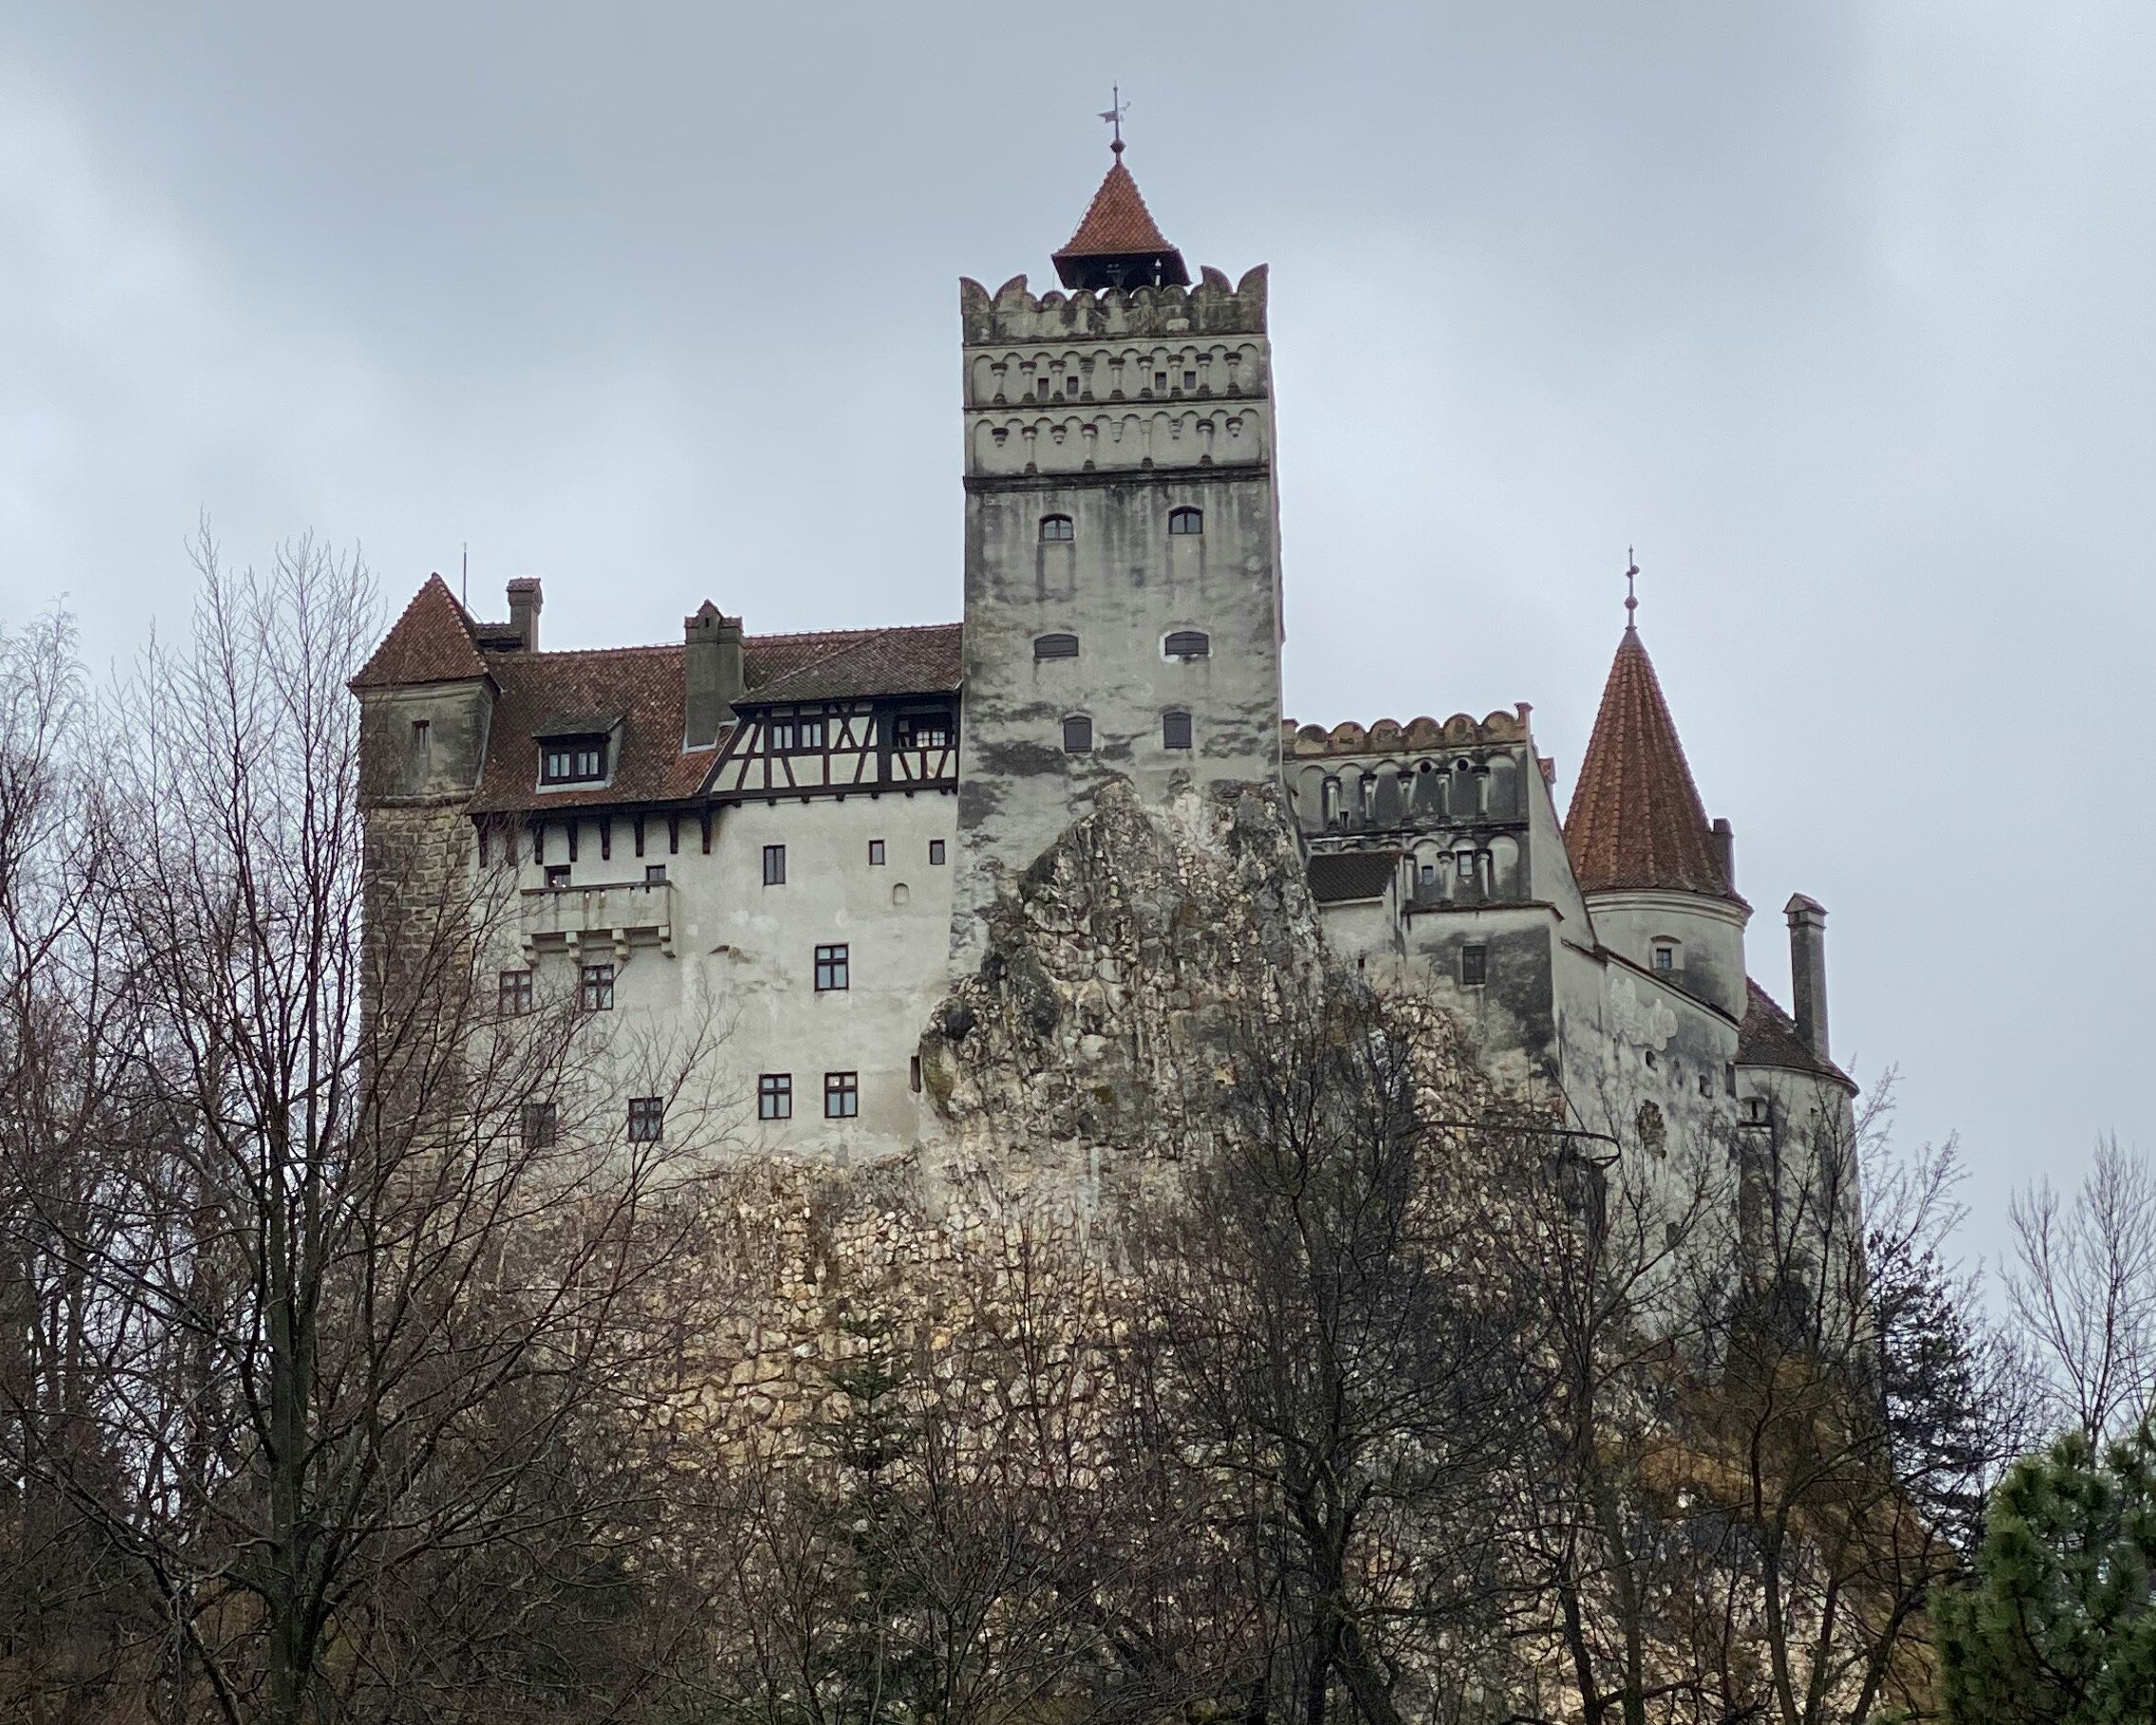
1052,150,1189,291
1564,623,1736,900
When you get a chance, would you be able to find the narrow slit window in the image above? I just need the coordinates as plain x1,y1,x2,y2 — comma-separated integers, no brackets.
1460,944,1488,987
763,844,786,886
1167,507,1203,536
1162,710,1193,751
1062,715,1093,755
869,838,886,865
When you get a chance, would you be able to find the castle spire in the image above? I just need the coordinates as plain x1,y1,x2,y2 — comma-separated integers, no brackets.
1051,112,1189,292
1564,605,1736,901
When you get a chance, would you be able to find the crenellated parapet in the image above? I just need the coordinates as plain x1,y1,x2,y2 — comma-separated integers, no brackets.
1282,709,1530,756
960,265,1267,343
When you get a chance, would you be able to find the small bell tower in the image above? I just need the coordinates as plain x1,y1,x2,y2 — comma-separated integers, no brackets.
951,128,1284,964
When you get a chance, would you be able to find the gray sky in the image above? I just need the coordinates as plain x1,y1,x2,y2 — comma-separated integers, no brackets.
4,1,2150,1268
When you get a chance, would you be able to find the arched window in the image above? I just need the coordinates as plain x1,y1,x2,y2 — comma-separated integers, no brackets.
1167,507,1203,536
1062,715,1093,754
1163,629,1210,661
1040,514,1074,542
1033,632,1080,661
1162,710,1193,751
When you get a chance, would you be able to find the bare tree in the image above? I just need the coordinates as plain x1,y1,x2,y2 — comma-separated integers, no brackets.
1133,982,1545,1725
0,537,729,1724
2005,1133,2156,1445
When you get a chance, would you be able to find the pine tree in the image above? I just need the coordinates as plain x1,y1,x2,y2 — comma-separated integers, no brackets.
1935,1423,2156,1723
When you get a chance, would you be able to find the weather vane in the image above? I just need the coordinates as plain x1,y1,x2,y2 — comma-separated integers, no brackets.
1625,546,1639,626
1099,85,1129,155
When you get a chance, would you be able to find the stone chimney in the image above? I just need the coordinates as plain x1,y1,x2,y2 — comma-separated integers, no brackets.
1785,893,1830,1060
683,602,745,747
1711,817,1735,891
505,578,543,652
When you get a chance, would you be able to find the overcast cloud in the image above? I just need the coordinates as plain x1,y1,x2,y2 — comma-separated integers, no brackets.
3,1,2149,1267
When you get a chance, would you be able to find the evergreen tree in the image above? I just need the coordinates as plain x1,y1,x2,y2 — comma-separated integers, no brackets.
1935,1423,2156,1723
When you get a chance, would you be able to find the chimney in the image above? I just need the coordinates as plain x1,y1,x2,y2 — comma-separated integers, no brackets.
1785,893,1830,1060
1711,817,1735,891
505,578,543,652
683,602,745,747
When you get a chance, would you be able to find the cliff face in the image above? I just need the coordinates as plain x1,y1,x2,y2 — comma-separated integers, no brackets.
920,777,1331,1207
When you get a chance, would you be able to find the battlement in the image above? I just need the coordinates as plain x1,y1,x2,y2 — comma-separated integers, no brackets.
1283,710,1532,757
960,265,1268,344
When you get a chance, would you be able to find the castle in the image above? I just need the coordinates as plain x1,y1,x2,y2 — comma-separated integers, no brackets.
354,143,1855,1177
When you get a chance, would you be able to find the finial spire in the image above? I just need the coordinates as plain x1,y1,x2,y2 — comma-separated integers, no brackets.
1624,546,1639,630
1099,85,1129,156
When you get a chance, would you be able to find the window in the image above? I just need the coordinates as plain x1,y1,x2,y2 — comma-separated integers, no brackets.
868,839,886,865
498,969,533,1016
824,1071,859,1119
1168,507,1203,536
1418,862,1435,888
1033,632,1080,661
1062,715,1093,754
768,717,796,753
1460,944,1488,987
627,1097,664,1144
1745,1096,1770,1124
815,944,850,991
521,1101,557,1150
1164,629,1210,660
1455,850,1478,881
1162,710,1193,751
1636,1102,1666,1158
895,710,951,749
544,865,571,890
580,964,615,1011
1153,371,1167,392
910,1054,922,1093
798,715,825,751
929,839,947,866
763,844,786,886
1040,514,1074,542
1183,369,1197,390
759,1073,793,1121
1651,941,1679,973
1064,374,1078,397
541,737,606,784
412,719,430,764
642,864,666,886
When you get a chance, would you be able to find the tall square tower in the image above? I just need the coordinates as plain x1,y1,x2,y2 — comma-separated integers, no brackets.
952,149,1284,963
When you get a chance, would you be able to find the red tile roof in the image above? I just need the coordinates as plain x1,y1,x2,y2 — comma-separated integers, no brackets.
1738,979,1856,1092
459,620,964,815
1564,627,1736,900
1055,159,1175,259
351,574,488,688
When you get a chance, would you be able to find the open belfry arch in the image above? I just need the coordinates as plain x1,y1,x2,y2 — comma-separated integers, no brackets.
353,130,1856,1185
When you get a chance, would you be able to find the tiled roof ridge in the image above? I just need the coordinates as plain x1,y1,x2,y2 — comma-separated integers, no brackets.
1056,160,1174,258
1563,626,1736,901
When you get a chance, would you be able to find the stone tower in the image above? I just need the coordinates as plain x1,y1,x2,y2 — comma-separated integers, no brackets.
951,144,1284,963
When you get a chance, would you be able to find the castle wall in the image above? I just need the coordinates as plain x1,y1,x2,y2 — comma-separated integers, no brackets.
492,790,958,1161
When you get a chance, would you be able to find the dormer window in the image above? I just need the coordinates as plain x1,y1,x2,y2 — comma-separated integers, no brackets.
540,737,606,785
1164,630,1210,661
1168,507,1203,536
1040,514,1074,542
